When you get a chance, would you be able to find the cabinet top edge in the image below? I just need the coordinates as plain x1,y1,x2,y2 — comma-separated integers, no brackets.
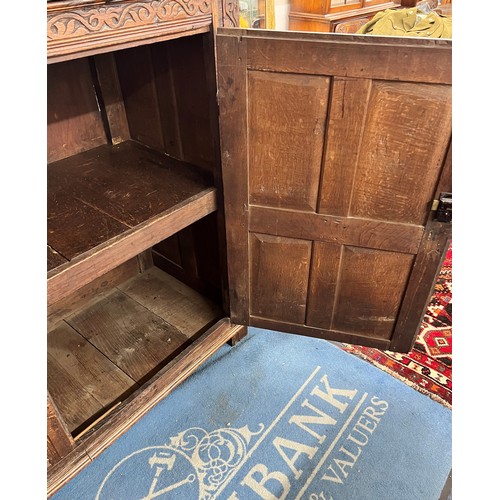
216,28,452,48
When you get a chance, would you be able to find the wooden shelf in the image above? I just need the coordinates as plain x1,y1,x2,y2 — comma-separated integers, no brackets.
47,265,223,435
47,140,217,305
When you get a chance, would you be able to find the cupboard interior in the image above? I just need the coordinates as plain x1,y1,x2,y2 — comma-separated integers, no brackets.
47,33,226,437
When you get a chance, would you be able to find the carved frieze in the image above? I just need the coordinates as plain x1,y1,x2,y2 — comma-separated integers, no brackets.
47,0,213,41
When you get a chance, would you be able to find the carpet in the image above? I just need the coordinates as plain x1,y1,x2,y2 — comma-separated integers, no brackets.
51,327,452,500
342,242,452,409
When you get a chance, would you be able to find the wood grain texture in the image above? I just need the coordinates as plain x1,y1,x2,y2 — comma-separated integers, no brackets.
216,34,250,324
333,247,415,338
93,53,131,144
248,71,330,212
48,258,140,330
47,190,129,262
48,140,213,227
152,36,218,171
47,394,75,467
47,58,107,162
249,206,424,254
114,46,166,151
65,290,189,383
217,29,451,349
250,234,311,324
306,242,342,329
48,322,137,432
47,187,216,305
318,77,372,216
47,320,244,497
390,140,452,351
117,267,222,336
250,316,391,350
243,32,452,85
349,81,452,225
47,140,217,305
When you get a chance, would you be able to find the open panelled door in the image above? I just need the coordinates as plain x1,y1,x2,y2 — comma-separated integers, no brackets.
216,29,452,352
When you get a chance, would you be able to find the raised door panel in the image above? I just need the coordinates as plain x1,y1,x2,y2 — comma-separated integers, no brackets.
248,71,329,212
217,30,451,351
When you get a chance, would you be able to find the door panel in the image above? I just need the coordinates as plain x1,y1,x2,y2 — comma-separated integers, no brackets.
332,247,414,338
248,71,329,211
217,29,452,351
250,234,312,323
349,81,451,225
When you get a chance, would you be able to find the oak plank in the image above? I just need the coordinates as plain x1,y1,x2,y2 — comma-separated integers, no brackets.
250,316,391,350
118,267,222,336
47,189,128,263
47,187,217,306
248,70,330,212
319,77,372,216
306,242,342,329
333,247,415,339
216,34,250,324
249,206,424,254
47,320,243,497
48,141,213,227
48,258,140,330
65,290,189,383
152,36,217,171
48,322,138,432
114,46,165,151
93,52,131,144
244,34,452,84
250,234,312,324
47,394,75,467
390,141,452,351
349,81,452,225
47,58,107,163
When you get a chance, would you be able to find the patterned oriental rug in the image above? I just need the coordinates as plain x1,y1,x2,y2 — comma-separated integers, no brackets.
342,242,452,409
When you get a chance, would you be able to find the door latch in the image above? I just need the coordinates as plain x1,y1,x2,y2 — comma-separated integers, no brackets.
432,192,452,223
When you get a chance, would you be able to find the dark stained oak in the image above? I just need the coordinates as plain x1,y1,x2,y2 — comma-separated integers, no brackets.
217,29,452,350
248,71,330,212
47,58,108,163
250,234,312,324
47,140,217,305
48,246,68,272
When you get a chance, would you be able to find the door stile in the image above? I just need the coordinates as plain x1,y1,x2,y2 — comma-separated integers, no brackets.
390,138,452,352
217,34,250,325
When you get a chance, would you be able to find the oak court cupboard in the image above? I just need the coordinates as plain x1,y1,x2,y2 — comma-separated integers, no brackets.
46,0,452,494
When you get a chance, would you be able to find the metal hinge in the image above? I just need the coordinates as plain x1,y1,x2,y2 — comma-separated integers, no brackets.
432,192,452,223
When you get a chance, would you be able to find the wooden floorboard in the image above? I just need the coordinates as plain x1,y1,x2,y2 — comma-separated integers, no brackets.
118,267,223,336
48,323,137,432
48,266,223,436
65,289,189,383
47,140,217,305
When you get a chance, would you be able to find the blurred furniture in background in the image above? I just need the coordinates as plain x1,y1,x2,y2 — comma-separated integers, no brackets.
289,0,450,34
289,1,403,33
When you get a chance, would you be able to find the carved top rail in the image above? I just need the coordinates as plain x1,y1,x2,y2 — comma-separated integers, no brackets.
47,0,215,63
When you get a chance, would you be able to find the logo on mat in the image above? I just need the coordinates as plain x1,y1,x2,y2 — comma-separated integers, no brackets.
96,425,265,500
